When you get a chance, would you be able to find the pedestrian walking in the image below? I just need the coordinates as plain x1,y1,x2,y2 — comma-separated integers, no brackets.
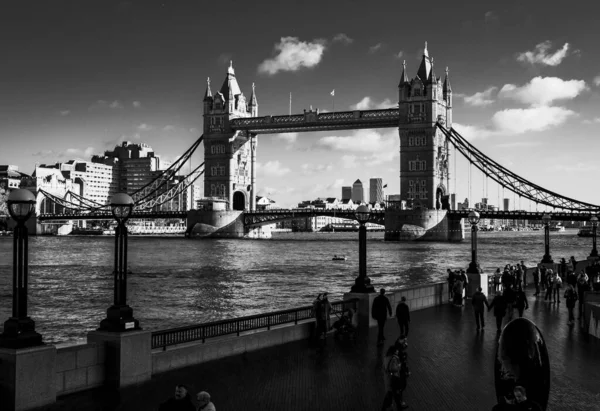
488,292,507,332
552,272,562,303
395,296,410,337
544,270,554,302
452,277,464,306
159,385,196,411
196,391,216,411
514,285,529,318
576,271,590,318
503,284,516,322
381,345,410,410
564,283,578,325
447,269,455,302
532,265,540,296
372,288,392,345
460,269,469,300
471,287,489,330
520,260,528,287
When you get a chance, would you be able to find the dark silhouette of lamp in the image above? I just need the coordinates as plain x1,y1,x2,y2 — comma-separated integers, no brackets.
98,193,140,332
541,213,553,264
590,215,598,258
0,189,43,348
351,205,374,293
466,210,482,274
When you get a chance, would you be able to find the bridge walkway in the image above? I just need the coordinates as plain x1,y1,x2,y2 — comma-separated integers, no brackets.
41,287,600,411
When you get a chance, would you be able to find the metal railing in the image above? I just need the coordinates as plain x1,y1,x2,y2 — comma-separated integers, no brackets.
151,298,359,350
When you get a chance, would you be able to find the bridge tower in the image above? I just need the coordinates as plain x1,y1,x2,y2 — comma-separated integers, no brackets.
398,42,452,210
202,62,258,211
386,42,462,241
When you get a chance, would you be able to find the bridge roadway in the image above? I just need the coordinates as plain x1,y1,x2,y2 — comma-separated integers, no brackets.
45,285,600,411
39,208,599,225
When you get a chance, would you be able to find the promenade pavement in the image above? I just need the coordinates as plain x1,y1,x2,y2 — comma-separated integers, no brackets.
40,287,600,411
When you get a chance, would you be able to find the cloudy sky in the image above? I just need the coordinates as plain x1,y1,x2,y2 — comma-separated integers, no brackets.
1,0,599,209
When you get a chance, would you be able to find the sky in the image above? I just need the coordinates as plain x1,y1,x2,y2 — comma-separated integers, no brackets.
1,0,600,209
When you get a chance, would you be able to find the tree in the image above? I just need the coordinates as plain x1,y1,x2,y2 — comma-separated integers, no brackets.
0,188,8,217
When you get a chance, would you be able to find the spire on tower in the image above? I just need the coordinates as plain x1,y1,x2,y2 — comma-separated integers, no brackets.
416,41,432,81
248,82,258,116
204,77,213,101
228,60,235,75
429,57,437,84
443,66,452,94
399,60,409,87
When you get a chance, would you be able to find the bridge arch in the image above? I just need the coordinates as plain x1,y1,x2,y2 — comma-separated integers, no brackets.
232,191,246,211
435,184,448,210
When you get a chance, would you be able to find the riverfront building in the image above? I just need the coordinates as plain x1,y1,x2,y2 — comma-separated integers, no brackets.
352,179,364,203
369,178,383,204
341,186,352,201
0,165,25,193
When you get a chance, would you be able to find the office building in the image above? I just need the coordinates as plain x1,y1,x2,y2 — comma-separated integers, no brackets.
341,186,352,201
352,179,364,203
369,178,383,204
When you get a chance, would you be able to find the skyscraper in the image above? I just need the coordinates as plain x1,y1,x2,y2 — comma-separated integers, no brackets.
352,179,363,203
369,178,383,203
503,198,510,211
341,186,352,200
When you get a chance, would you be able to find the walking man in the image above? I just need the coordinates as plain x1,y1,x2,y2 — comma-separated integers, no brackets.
471,287,489,330
488,292,507,332
372,288,392,346
395,296,410,337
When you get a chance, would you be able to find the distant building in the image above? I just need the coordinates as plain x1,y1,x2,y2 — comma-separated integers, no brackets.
21,166,81,214
0,165,26,193
369,178,383,204
58,160,116,206
352,179,364,203
341,186,352,201
256,196,278,210
503,198,510,211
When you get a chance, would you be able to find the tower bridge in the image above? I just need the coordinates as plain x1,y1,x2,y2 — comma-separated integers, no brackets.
35,42,600,240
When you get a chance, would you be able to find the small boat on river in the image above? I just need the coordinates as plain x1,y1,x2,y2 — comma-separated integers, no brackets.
332,255,347,261
577,227,594,237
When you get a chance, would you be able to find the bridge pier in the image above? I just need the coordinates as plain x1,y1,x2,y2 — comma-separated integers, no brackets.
384,209,464,241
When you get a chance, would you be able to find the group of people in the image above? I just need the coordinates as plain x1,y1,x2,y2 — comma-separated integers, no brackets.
491,261,528,294
381,335,410,410
159,385,215,411
447,268,469,306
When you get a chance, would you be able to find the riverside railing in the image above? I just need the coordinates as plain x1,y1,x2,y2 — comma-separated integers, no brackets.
151,298,359,350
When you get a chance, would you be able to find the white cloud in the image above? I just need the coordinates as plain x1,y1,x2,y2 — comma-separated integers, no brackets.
318,129,396,153
491,106,576,134
550,162,598,173
484,11,497,22
498,77,587,106
258,37,326,75
59,110,70,116
136,123,153,131
65,147,96,159
395,51,404,59
494,141,541,149
332,33,353,44
257,160,291,176
349,97,395,110
91,100,124,110
274,132,298,143
458,87,497,107
341,155,358,168
452,123,499,140
516,41,570,66
300,163,333,175
583,117,600,124
369,43,383,53
108,100,123,109
163,125,177,131
594,75,600,87
132,101,141,108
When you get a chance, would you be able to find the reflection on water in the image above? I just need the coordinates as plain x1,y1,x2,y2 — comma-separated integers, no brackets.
0,229,591,344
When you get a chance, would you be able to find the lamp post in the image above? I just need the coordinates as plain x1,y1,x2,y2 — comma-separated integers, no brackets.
98,193,140,332
0,189,43,348
351,205,374,293
466,210,481,274
541,213,553,264
590,216,598,258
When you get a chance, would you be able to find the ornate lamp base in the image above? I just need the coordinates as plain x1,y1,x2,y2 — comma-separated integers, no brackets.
0,317,44,349
350,277,375,293
98,305,141,332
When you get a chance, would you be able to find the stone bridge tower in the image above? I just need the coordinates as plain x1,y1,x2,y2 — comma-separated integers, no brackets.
398,42,452,211
203,62,258,211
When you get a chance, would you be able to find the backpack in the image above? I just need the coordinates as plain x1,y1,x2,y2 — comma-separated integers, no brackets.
566,288,578,302
387,354,400,376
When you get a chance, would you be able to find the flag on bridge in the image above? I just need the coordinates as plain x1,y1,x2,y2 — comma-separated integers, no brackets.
331,89,335,96
383,184,388,188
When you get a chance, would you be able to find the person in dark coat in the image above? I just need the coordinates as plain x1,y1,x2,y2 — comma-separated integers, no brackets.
471,287,489,330
514,285,529,318
503,284,517,321
372,288,392,345
532,266,540,296
488,293,507,332
159,385,196,411
395,296,410,337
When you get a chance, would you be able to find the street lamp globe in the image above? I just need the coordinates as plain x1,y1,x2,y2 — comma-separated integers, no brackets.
355,205,371,224
468,210,480,226
110,193,134,223
542,213,551,225
591,216,598,227
7,189,36,222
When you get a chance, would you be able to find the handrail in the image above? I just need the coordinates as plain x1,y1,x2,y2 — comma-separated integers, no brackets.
151,298,359,350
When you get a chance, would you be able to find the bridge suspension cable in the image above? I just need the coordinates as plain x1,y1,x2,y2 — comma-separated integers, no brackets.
437,123,600,212
135,163,204,211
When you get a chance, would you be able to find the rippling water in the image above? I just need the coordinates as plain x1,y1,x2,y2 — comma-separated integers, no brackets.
0,229,591,344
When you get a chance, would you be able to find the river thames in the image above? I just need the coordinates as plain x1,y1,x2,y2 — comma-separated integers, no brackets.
0,229,592,344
